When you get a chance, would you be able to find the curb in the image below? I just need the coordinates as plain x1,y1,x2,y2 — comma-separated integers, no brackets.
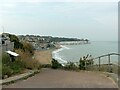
1,70,40,85
103,72,118,84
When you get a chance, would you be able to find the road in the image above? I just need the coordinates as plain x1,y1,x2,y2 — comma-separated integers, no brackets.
3,68,118,88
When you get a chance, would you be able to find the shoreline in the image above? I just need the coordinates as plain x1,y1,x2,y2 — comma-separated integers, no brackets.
52,45,68,65
34,44,63,65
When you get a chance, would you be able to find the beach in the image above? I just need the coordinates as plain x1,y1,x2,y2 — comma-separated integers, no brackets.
34,50,53,65
34,44,61,65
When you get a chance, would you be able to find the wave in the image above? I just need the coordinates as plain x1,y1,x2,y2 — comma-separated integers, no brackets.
52,45,69,64
60,45,70,50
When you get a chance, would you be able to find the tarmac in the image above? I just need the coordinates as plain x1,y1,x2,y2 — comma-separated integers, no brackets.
3,68,118,88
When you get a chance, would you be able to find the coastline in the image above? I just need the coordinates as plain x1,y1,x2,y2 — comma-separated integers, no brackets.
34,44,63,65
52,45,68,65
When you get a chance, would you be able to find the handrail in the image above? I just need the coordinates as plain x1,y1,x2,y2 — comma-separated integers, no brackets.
93,53,120,60
60,53,120,65
59,53,119,73
91,53,120,72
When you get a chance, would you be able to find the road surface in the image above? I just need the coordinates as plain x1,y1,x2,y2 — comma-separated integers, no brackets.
3,68,118,88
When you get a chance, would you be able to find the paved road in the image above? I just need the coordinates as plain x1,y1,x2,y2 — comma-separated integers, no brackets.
3,68,118,88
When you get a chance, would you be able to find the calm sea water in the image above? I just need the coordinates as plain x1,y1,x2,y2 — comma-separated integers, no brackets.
52,41,118,64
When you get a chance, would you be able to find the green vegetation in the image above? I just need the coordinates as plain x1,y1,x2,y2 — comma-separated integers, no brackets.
15,49,41,70
18,35,89,43
79,55,94,70
2,33,34,54
2,33,41,79
51,55,94,71
51,60,78,70
2,51,41,79
51,59,62,69
8,34,23,49
2,66,13,78
22,41,34,55
64,62,78,70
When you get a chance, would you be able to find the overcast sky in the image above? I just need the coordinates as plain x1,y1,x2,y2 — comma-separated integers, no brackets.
0,0,118,41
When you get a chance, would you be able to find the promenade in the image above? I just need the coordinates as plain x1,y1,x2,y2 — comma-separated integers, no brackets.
3,68,118,88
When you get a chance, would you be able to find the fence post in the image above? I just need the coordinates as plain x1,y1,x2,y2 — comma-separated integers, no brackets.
98,57,100,71
108,54,111,73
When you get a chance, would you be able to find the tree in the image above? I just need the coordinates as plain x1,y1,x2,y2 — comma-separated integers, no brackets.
8,34,23,49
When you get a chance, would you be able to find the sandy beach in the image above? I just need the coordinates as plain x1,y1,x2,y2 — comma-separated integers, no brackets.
34,50,53,65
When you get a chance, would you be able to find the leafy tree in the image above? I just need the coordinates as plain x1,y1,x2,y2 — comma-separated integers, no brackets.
8,34,23,49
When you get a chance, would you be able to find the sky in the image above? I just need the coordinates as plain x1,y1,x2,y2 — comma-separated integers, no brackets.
0,0,119,41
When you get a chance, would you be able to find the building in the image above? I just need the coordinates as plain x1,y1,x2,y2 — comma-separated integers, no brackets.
1,33,19,62
2,34,14,52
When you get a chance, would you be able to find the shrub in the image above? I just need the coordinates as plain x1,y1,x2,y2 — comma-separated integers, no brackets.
22,41,34,55
41,64,51,68
51,59,62,69
2,53,11,65
64,62,78,70
2,65,13,78
9,58,25,74
24,59,41,70
79,57,86,70
79,55,94,70
15,49,41,70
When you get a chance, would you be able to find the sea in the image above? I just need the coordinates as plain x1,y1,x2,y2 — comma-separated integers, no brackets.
52,41,118,65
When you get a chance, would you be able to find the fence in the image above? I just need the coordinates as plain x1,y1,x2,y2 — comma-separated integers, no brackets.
60,53,120,73
87,53,120,73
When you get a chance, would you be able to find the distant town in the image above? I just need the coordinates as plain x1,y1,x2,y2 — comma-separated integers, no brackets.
2,33,89,51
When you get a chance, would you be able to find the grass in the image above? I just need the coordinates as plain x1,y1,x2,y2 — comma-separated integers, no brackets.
2,49,41,79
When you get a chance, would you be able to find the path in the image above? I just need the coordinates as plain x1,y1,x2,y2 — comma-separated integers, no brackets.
3,68,118,88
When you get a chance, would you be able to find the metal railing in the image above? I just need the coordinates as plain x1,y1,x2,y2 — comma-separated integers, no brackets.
88,53,120,73
60,53,120,73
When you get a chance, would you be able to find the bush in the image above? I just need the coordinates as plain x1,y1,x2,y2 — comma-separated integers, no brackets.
2,51,40,77
2,53,11,65
2,65,13,78
79,57,86,70
24,59,41,70
79,55,94,70
9,58,25,74
64,62,78,70
22,42,34,55
51,59,62,69
15,49,41,70
41,64,51,68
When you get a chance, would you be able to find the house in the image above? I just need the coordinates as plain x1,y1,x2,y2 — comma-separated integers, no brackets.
2,34,14,51
1,33,19,62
